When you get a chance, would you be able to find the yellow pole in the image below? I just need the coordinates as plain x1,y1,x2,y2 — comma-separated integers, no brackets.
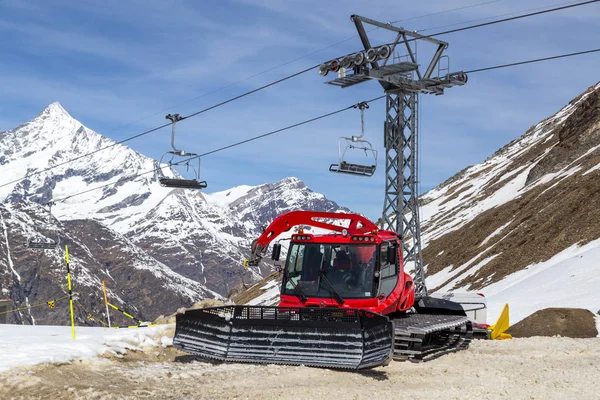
102,280,111,328
65,245,75,340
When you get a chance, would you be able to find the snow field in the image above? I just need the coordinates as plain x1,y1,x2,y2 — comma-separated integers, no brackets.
0,324,174,373
460,238,600,327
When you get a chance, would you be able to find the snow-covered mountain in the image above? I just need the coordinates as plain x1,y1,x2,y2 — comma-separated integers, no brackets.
0,103,347,324
422,82,600,322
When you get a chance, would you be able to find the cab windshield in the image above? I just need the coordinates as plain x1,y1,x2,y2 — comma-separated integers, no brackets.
283,242,377,299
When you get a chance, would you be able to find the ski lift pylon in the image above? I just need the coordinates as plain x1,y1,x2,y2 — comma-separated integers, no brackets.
24,201,60,250
329,102,378,177
156,114,207,190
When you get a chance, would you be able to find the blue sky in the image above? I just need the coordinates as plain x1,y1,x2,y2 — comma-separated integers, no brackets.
0,0,598,220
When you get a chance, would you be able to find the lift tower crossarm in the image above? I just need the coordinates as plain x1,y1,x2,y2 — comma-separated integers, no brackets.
351,15,449,80
351,15,448,45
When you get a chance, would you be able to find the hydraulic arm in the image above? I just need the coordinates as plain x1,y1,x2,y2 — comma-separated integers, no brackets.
246,210,378,266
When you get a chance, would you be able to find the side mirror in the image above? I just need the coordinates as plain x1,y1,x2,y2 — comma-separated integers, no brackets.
271,244,282,261
386,246,397,264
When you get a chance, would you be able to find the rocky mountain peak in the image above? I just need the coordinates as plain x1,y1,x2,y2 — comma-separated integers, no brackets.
0,103,148,208
28,102,81,137
0,103,86,159
38,102,72,120
277,176,303,186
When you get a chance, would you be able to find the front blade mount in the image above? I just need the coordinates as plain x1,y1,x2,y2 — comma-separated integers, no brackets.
174,306,393,370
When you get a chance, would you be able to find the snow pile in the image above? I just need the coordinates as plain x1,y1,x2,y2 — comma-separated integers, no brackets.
0,324,173,373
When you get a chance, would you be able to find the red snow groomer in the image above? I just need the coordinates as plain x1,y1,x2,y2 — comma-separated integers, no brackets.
174,211,472,369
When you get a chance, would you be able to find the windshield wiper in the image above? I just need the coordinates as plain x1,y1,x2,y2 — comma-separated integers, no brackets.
284,270,307,303
318,270,345,306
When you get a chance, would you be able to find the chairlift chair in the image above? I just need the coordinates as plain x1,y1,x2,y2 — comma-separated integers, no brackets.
25,236,59,250
24,201,60,250
329,102,378,177
156,114,208,190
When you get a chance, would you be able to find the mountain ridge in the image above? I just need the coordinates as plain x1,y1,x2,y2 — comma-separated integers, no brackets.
421,81,600,321
0,103,348,324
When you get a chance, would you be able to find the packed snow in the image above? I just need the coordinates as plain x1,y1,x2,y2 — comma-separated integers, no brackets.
1,335,599,400
0,324,173,373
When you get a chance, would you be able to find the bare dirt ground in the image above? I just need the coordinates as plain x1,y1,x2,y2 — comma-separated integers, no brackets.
1,337,599,400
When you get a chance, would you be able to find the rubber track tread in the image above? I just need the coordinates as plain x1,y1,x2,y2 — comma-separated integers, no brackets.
173,306,393,370
392,314,473,362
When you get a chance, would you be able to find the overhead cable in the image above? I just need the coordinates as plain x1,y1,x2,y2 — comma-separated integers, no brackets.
54,96,386,203
0,67,312,191
465,48,600,73
1,0,596,191
90,0,505,131
427,0,600,38
417,0,587,33
53,46,600,203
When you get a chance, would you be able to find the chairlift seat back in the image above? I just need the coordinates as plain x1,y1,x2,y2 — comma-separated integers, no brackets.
330,162,376,177
25,238,58,250
159,178,207,190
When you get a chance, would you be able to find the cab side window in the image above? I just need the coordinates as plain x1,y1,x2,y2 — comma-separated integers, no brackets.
378,241,398,296
288,244,303,273
379,242,398,278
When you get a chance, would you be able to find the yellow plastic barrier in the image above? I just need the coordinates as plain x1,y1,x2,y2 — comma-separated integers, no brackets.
74,300,108,328
489,303,512,340
107,302,143,324
0,295,68,317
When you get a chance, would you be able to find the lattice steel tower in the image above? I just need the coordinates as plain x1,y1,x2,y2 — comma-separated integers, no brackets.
319,15,468,298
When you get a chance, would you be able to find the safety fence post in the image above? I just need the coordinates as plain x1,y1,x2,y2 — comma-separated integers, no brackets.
65,245,75,340
102,280,111,328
